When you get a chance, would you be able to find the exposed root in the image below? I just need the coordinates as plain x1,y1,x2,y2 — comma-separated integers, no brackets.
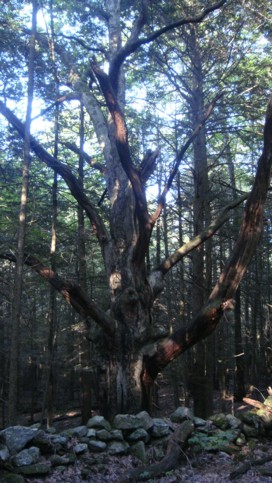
120,420,194,482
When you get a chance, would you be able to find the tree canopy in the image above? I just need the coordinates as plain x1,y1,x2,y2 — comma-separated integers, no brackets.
0,0,272,422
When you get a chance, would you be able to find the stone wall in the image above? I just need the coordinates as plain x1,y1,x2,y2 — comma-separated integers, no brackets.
0,407,271,482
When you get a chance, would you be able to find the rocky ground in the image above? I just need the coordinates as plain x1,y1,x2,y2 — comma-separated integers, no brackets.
24,442,272,483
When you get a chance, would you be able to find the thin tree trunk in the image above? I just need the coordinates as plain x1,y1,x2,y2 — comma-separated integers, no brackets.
163,203,181,409
8,0,37,425
43,168,58,428
30,296,38,424
77,103,93,423
189,26,213,418
234,287,245,401
41,3,60,427
226,132,245,401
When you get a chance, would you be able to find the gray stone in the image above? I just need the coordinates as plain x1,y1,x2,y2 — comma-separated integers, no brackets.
54,465,66,472
72,426,88,438
240,412,259,427
96,429,112,441
107,440,129,455
113,414,142,430
88,440,107,452
87,428,96,438
74,443,88,455
113,411,153,431
136,411,154,431
126,428,149,443
30,423,41,429
12,446,40,467
87,416,111,431
171,407,194,423
110,429,123,441
151,418,170,438
32,430,54,454
49,434,69,446
226,414,242,429
193,417,207,427
78,437,89,444
0,443,10,462
50,454,71,466
242,423,259,438
130,441,147,463
0,426,39,454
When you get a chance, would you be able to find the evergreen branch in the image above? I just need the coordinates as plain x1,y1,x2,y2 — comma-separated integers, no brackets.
209,95,272,302
144,95,272,381
0,101,110,256
151,91,224,225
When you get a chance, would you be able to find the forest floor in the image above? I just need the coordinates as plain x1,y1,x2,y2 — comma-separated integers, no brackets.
24,445,272,483
22,383,272,483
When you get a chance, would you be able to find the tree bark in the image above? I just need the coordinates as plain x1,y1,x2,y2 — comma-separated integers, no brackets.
8,0,38,425
187,24,213,419
41,9,60,426
234,288,245,401
77,103,93,423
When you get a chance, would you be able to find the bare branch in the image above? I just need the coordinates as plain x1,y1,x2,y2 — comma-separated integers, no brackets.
140,148,160,184
156,192,248,277
31,93,79,120
109,0,148,91
0,253,114,337
109,0,227,89
61,141,105,173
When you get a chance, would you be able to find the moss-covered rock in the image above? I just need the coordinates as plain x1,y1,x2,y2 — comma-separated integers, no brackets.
0,471,25,483
17,463,51,476
130,441,147,463
188,428,240,453
209,413,229,430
